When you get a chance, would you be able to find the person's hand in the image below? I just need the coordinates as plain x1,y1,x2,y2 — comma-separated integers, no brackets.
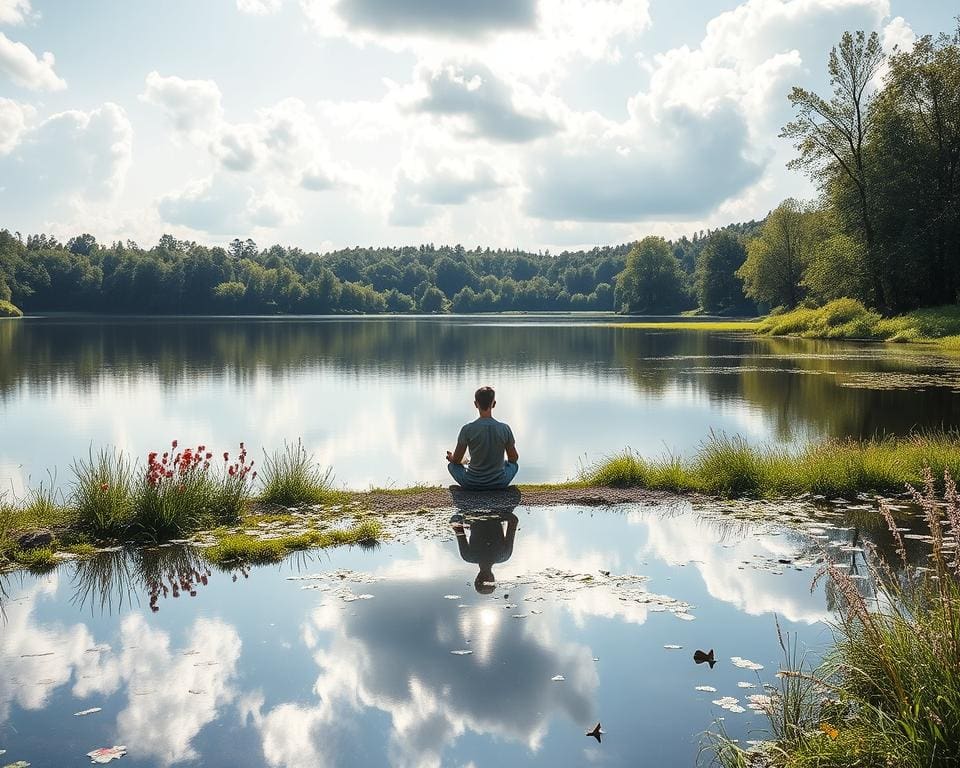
446,450,455,463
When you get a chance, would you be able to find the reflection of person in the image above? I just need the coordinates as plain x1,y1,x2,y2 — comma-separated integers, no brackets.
446,386,519,490
451,511,519,594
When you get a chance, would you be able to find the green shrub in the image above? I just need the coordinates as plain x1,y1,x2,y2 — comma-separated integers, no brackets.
0,300,22,318
259,440,332,505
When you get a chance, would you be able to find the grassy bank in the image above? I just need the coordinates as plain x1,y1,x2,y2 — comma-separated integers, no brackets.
0,440,361,571
710,471,960,768
0,299,22,318
583,431,960,498
608,319,762,331
758,298,960,348
6,431,960,571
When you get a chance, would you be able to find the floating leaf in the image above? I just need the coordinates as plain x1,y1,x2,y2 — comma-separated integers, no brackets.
87,745,127,764
443,595,461,600
695,685,717,692
730,656,764,671
663,644,682,650
450,650,473,656
74,708,102,717
736,682,756,689
551,675,565,681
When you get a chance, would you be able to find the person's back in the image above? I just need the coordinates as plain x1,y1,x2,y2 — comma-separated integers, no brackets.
457,417,514,486
446,386,519,490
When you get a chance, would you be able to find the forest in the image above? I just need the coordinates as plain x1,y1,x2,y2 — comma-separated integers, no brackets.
1,25,956,318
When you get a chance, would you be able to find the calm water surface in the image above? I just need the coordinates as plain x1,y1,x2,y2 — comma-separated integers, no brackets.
2,315,959,494
1,500,903,768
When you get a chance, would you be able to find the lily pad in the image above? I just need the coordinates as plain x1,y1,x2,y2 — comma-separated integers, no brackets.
87,746,127,764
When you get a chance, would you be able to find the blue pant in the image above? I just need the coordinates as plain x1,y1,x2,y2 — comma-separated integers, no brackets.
448,461,518,490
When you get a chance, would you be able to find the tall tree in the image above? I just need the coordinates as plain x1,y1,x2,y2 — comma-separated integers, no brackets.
781,31,887,309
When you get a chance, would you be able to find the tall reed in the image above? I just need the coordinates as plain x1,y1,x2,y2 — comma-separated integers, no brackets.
710,469,960,767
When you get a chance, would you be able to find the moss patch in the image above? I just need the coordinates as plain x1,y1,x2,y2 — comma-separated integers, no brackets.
204,519,382,565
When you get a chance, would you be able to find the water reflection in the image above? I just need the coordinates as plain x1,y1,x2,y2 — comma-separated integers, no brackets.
3,317,960,491
450,487,521,594
0,502,936,767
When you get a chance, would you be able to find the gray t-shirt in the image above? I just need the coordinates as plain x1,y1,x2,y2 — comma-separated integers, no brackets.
457,417,516,486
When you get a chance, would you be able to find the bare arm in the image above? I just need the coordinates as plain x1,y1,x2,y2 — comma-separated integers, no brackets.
506,443,519,462
446,442,467,464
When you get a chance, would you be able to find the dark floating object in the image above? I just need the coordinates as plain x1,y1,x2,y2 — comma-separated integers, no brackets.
586,722,604,743
693,649,716,668
599,569,610,576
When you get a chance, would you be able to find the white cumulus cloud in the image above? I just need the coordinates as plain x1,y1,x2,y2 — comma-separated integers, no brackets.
0,0,31,25
0,30,65,90
141,70,223,134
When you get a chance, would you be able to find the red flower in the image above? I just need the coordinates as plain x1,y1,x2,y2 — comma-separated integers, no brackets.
165,470,174,478
172,440,178,449
100,482,109,491
223,452,229,461
205,452,212,460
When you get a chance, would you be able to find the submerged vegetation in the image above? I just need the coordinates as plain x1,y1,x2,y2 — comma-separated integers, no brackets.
584,431,960,498
204,520,382,566
711,471,960,767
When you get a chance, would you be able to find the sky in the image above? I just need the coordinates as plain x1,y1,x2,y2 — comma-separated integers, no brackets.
0,0,956,254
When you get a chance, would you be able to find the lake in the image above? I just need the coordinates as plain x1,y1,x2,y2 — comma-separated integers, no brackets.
0,497,913,768
2,315,959,495
0,315,944,766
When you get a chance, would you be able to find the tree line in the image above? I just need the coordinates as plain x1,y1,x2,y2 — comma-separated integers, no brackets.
2,25,956,318
619,25,960,316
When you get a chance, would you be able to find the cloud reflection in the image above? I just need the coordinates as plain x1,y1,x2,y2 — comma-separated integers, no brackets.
246,578,597,768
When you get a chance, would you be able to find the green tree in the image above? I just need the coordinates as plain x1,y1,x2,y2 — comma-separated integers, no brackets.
615,237,689,314
738,200,821,309
419,286,446,313
781,31,887,309
695,231,750,314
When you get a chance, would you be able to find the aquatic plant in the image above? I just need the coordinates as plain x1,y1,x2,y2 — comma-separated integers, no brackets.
710,469,960,767
259,439,333,506
584,431,960,499
204,518,382,565
12,546,57,571
133,440,255,539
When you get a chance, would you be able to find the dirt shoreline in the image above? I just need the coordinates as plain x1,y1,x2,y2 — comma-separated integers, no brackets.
338,484,669,514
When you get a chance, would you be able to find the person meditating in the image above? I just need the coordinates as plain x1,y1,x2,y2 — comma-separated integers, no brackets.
446,386,519,490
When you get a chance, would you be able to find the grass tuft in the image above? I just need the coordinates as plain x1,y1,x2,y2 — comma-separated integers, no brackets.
584,431,960,498
12,546,57,571
259,440,333,506
70,448,135,537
